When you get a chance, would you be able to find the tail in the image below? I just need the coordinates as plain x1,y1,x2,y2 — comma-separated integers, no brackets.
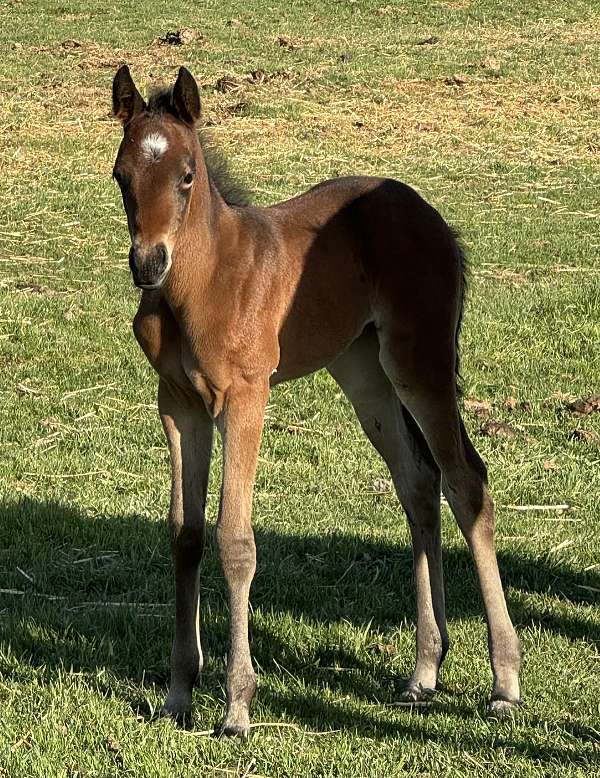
450,228,468,396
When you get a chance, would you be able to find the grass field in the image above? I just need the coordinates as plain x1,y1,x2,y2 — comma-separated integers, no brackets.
1,1,599,775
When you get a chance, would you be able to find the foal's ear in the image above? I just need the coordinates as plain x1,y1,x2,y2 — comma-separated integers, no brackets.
112,65,146,126
172,67,202,126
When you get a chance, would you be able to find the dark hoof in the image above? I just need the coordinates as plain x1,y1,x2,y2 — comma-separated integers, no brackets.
215,720,250,739
399,684,436,704
487,697,520,719
159,704,192,729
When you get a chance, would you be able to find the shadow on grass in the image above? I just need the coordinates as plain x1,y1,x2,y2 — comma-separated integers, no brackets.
262,686,600,767
0,496,598,759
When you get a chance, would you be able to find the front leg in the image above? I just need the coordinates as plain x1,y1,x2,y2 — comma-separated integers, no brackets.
214,378,269,737
158,378,214,724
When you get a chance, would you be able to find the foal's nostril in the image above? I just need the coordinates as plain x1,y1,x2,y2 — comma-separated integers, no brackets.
156,244,168,272
128,243,170,288
128,246,138,275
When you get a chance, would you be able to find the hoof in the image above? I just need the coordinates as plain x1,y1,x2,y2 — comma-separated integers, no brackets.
215,720,250,739
399,683,436,704
159,699,192,728
487,697,519,720
215,708,251,739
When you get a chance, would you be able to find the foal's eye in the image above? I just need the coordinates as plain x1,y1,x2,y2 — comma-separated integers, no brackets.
181,171,194,189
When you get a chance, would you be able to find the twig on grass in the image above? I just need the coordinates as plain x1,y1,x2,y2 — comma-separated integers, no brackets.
23,469,110,479
0,589,66,601
11,731,33,752
575,584,600,594
67,600,171,611
16,567,34,583
502,503,571,512
385,700,434,708
548,539,574,554
60,383,118,401
186,722,341,737
463,752,486,770
240,758,256,778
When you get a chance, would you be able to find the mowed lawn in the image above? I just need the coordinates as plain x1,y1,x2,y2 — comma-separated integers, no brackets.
0,0,599,775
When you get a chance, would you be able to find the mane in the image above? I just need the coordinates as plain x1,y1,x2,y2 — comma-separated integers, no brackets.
146,86,252,207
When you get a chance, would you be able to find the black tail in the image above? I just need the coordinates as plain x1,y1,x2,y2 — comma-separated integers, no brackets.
450,228,468,396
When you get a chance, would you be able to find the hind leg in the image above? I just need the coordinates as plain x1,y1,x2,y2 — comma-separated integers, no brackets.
378,329,521,714
328,327,449,698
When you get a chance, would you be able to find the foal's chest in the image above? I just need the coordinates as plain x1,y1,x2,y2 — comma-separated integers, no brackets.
180,344,228,417
133,294,225,416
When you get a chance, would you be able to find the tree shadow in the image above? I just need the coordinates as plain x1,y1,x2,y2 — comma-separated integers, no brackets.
0,495,598,760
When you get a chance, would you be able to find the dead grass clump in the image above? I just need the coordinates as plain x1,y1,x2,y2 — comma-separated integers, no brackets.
476,266,529,286
154,28,202,46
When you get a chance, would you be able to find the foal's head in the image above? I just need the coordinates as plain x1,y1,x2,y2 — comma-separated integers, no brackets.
112,66,204,290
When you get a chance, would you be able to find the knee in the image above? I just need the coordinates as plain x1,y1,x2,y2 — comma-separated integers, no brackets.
404,503,441,535
464,484,496,547
444,468,492,512
217,528,256,579
171,523,205,565
472,486,496,535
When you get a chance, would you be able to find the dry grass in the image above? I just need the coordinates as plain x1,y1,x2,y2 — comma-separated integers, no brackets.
3,12,600,183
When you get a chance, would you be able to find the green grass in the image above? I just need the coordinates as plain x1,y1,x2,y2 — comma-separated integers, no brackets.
0,1,599,775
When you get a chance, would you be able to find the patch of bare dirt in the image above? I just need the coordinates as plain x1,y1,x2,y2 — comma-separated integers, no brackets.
374,642,396,655
215,75,244,94
370,478,393,497
476,267,529,286
12,281,57,295
444,74,468,87
563,396,600,416
480,419,519,439
277,35,297,50
214,69,292,94
569,429,600,444
61,39,84,50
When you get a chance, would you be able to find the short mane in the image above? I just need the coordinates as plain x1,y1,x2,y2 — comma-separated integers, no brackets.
147,86,251,208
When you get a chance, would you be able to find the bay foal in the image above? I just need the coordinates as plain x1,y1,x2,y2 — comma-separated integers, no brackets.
112,65,521,736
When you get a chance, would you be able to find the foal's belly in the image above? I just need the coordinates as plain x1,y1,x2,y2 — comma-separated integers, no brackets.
272,322,368,384
272,266,371,384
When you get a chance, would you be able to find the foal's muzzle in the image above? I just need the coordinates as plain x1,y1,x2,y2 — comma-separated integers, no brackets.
129,243,171,289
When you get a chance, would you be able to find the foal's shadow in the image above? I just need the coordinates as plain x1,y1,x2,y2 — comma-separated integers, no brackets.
1,496,598,746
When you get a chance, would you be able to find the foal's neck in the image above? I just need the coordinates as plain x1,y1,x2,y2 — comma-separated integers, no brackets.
165,167,244,314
